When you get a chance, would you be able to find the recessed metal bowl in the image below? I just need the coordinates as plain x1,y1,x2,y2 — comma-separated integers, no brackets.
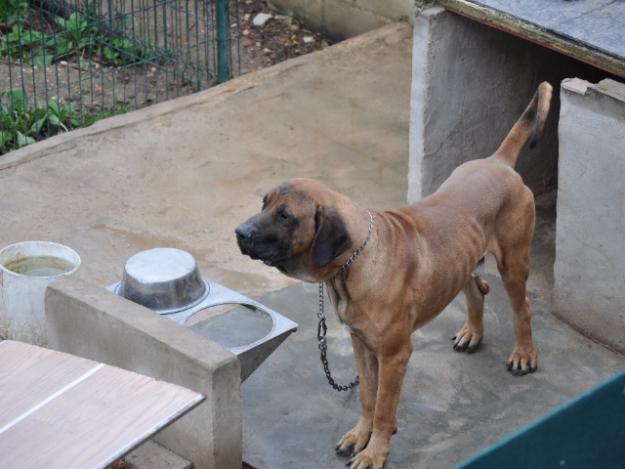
116,247,209,314
109,247,298,381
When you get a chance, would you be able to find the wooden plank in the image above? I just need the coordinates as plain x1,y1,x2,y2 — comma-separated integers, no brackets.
438,0,625,79
0,341,96,428
0,342,204,468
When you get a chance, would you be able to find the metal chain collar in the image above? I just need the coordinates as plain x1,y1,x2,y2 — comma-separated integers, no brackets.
316,210,374,392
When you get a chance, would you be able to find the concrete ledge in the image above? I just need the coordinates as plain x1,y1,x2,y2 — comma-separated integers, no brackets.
45,277,241,469
0,22,409,173
554,78,625,354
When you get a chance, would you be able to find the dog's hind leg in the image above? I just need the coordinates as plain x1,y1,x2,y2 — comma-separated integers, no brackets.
498,244,538,375
495,188,538,375
453,273,490,353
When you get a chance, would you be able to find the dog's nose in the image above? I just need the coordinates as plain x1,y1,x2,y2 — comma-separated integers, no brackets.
235,223,257,241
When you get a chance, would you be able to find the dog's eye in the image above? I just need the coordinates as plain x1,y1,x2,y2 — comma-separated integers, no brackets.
276,207,290,222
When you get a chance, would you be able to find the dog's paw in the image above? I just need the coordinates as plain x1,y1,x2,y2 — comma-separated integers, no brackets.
336,424,371,458
506,346,538,376
452,325,483,354
347,438,389,469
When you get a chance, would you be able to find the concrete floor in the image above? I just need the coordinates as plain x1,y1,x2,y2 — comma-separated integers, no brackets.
1,19,624,469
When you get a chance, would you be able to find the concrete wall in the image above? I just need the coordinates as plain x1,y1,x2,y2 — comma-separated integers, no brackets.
408,7,609,202
268,0,413,39
45,277,241,469
554,78,625,354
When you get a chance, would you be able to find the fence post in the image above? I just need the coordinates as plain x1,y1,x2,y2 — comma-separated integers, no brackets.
216,0,231,83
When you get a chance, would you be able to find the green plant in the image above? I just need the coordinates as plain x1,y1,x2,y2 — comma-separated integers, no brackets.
0,89,134,155
53,12,99,58
1,10,155,67
0,24,45,58
102,36,155,65
103,37,133,65
0,88,79,153
0,0,28,27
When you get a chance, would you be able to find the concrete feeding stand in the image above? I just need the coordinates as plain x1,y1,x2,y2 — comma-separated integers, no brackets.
110,277,299,382
106,247,298,382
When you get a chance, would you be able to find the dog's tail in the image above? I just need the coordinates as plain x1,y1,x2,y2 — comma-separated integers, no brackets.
490,82,553,168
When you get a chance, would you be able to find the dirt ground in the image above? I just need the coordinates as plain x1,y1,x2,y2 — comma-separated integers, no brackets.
235,0,331,74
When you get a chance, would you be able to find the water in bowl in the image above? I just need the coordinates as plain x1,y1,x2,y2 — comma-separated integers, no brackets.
3,256,76,277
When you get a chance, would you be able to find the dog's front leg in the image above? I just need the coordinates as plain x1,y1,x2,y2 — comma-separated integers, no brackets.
336,334,378,457
349,338,413,469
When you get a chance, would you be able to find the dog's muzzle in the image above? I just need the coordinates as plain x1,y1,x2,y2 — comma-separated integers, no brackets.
235,221,257,256
235,221,289,267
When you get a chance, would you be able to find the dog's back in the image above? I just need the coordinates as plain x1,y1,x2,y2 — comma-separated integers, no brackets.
394,83,553,316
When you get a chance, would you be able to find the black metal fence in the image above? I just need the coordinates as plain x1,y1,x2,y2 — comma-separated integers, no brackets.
0,0,239,153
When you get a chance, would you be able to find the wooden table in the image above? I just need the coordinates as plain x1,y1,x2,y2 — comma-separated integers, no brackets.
0,340,204,468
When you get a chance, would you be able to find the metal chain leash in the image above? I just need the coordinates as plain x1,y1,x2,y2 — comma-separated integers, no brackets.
317,282,359,392
315,211,374,392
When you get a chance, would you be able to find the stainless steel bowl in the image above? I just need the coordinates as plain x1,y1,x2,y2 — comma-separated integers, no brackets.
116,247,209,314
109,247,299,381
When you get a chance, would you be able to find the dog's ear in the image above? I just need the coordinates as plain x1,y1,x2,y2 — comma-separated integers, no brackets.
312,206,352,268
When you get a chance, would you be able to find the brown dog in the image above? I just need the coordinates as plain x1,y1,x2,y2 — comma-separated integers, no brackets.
236,82,552,469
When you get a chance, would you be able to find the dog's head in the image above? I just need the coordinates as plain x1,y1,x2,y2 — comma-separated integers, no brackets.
235,179,353,281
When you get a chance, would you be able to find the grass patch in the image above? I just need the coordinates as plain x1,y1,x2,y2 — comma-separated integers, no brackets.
0,88,132,155
1,8,154,67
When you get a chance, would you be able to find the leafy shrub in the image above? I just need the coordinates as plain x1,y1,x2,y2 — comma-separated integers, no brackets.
54,12,100,58
0,88,134,155
0,0,28,27
0,89,78,153
0,10,152,66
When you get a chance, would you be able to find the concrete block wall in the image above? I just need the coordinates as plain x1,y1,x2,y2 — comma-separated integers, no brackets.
408,7,608,202
45,277,242,469
554,78,625,354
268,0,413,39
